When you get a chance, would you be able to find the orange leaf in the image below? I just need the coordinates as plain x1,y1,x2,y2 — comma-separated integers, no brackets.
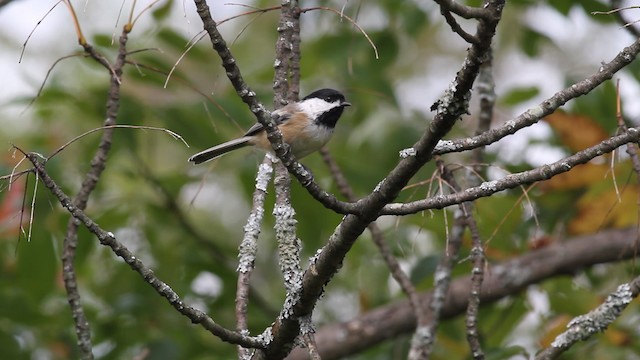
0,180,25,237
539,314,571,347
569,188,639,235
605,327,631,346
545,111,609,151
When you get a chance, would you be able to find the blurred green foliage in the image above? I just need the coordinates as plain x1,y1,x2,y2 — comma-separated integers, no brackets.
1,1,639,359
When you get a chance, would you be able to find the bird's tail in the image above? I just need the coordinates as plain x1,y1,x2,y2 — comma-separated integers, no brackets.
188,137,251,164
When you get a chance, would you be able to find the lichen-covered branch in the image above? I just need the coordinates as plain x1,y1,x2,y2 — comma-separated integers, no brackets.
535,280,640,360
236,158,273,358
265,1,505,357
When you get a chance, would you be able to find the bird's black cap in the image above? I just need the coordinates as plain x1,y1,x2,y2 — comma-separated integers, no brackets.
303,88,350,106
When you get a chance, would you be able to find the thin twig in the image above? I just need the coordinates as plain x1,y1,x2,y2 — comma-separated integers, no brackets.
382,127,640,215
219,4,281,26
164,30,206,89
415,159,467,358
319,148,432,359
124,60,242,131
20,150,266,349
131,0,161,28
433,36,640,156
19,1,62,63
463,204,485,360
47,125,188,160
615,80,640,179
61,0,87,46
18,171,30,243
439,6,478,44
301,6,379,59
610,0,640,36
22,53,87,112
59,25,129,360
27,171,38,243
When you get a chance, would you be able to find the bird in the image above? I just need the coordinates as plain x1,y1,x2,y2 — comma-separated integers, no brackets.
188,88,351,165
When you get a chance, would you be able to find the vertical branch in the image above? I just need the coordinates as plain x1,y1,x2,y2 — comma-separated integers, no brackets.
319,149,430,359
255,1,304,358
299,315,321,360
273,160,303,307
273,0,300,105
270,0,304,352
236,158,274,359
465,51,494,360
288,2,301,101
61,26,130,360
440,160,486,359
419,159,466,358
471,52,495,175
464,207,485,360
265,2,504,356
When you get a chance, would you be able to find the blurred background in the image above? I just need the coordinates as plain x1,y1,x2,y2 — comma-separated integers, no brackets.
2,0,640,359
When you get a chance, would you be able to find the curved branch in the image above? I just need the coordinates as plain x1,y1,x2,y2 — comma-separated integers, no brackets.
433,0,493,20
288,227,640,359
24,153,266,349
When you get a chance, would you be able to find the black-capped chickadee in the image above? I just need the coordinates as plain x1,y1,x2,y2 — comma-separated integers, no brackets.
188,88,351,164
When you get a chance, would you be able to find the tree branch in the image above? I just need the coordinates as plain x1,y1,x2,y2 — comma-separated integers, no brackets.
193,0,357,216
411,160,465,358
236,157,273,358
433,0,493,20
433,36,640,156
536,278,640,360
382,127,640,215
288,227,640,359
61,25,130,360
265,1,505,357
24,153,266,349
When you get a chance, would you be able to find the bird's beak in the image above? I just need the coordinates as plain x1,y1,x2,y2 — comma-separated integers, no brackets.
342,101,352,107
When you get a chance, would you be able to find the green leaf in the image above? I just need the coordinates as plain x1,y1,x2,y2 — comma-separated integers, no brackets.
500,86,540,106
410,255,439,284
485,345,530,360
521,28,549,57
92,34,113,48
152,0,174,21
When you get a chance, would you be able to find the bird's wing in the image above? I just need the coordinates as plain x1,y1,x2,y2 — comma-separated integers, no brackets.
243,105,295,137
